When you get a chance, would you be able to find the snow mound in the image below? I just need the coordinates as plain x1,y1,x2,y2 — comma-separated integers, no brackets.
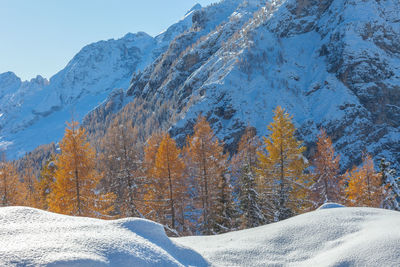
317,202,345,210
175,207,400,266
0,207,207,266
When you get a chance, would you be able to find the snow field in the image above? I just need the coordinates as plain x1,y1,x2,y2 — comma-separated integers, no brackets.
0,207,207,266
175,205,400,266
1,205,399,266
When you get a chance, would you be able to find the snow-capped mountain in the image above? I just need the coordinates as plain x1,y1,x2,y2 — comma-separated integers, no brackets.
126,0,400,169
1,0,400,170
0,4,202,158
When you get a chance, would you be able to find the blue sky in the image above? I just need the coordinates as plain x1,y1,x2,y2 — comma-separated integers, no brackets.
0,0,219,81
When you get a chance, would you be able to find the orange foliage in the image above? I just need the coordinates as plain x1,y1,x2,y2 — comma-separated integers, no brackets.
0,154,24,206
344,155,384,207
311,129,343,207
153,133,186,229
184,115,228,233
257,106,312,221
48,121,115,217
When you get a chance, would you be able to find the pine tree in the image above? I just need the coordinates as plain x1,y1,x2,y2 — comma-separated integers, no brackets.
184,115,229,234
213,171,238,233
0,152,23,206
153,133,187,231
48,121,115,217
34,157,56,210
231,127,265,228
379,158,400,210
21,164,37,207
344,155,383,208
257,106,312,222
311,129,343,207
101,120,144,217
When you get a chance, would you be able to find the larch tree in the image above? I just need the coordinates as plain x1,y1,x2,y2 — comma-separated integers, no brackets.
311,129,343,207
101,120,144,218
0,152,23,206
257,106,312,222
153,132,187,231
142,132,165,222
184,115,229,234
48,121,115,217
231,127,265,229
344,154,383,208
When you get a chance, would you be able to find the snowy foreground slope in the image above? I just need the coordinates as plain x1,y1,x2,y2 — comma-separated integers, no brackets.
175,204,400,266
1,205,399,266
0,207,207,266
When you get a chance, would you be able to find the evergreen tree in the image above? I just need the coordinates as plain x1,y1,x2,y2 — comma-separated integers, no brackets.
311,129,343,207
101,120,144,217
231,127,265,228
35,157,56,210
379,158,400,211
21,163,38,207
257,106,312,222
344,155,383,208
48,121,115,217
184,115,229,234
212,171,238,233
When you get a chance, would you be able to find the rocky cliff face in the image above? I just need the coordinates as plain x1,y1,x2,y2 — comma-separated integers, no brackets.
1,0,399,170
0,4,200,158
125,0,400,169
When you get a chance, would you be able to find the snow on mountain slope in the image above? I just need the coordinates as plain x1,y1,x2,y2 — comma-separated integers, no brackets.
175,205,400,266
126,0,400,169
0,206,207,266
0,4,200,159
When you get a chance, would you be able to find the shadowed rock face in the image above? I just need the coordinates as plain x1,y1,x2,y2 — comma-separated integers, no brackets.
122,0,400,169
3,0,399,170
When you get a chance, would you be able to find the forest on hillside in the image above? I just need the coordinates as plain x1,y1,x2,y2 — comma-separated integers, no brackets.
1,106,399,236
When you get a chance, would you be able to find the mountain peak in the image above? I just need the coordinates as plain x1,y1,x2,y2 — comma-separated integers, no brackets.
185,3,202,16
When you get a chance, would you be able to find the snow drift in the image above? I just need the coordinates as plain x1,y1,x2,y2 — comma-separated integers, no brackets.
0,207,207,266
175,206,400,266
1,205,399,266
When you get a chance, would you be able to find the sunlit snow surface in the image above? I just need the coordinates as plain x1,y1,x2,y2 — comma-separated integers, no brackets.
1,206,399,266
175,206,400,266
0,207,207,266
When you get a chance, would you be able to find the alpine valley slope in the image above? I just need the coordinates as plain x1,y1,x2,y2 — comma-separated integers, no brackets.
0,3,203,158
1,205,399,266
122,0,400,169
1,0,400,171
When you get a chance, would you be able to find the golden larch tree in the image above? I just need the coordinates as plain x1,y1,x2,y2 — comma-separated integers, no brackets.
141,132,164,221
153,132,186,230
311,129,343,207
344,154,383,207
257,106,312,222
184,115,228,234
48,121,115,217
0,153,23,206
